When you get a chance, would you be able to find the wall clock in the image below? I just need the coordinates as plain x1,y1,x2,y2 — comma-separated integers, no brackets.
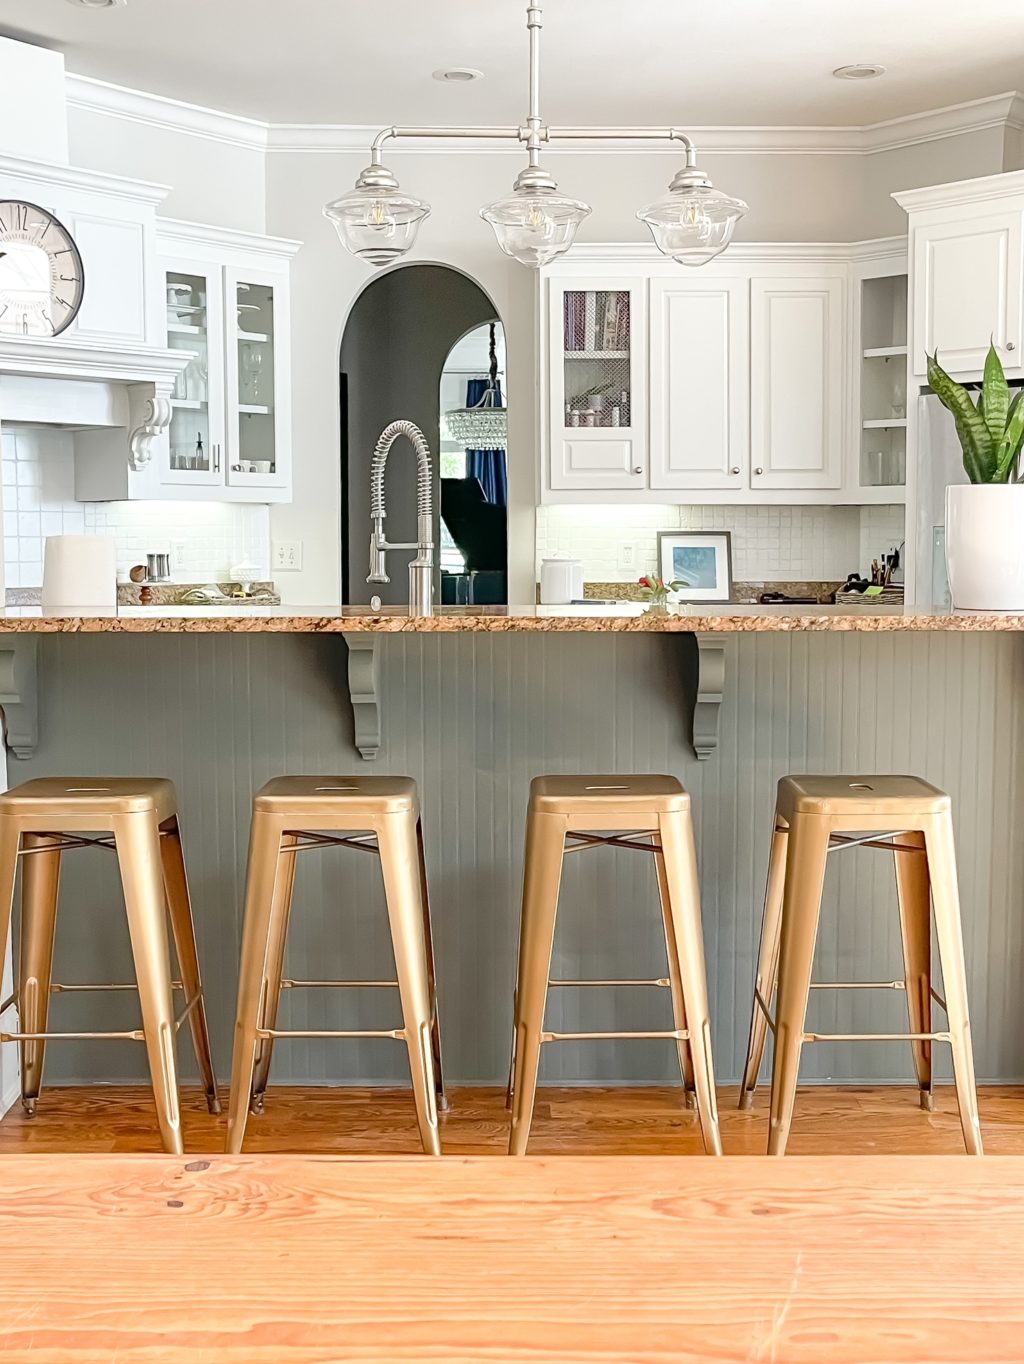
0,200,85,338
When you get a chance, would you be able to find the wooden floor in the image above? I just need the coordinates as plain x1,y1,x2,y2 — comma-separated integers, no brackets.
2,1083,1023,1154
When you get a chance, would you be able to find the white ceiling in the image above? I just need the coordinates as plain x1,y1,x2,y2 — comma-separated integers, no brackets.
5,0,1024,128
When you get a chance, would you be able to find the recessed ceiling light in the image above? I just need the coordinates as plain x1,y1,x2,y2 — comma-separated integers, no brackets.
433,67,484,84
65,0,127,7
833,63,886,80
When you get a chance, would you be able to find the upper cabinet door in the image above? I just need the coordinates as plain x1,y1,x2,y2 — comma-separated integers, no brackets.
225,265,292,492
160,257,227,488
911,209,1024,375
546,277,647,491
750,276,844,490
649,278,749,490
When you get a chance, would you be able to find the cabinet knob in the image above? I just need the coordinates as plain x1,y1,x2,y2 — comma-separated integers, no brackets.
754,466,764,476
632,465,643,475
730,466,740,475
1008,342,1016,352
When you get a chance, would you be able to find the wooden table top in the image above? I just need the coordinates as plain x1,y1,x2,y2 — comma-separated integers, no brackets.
1,1154,1021,1362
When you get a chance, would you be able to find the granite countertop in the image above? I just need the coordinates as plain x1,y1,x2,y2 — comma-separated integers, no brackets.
0,603,1018,632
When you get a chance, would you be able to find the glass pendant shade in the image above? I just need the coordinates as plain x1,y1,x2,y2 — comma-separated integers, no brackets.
638,179,748,267
480,171,591,268
324,165,430,268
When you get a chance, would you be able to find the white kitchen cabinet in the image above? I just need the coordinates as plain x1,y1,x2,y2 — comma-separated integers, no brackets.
750,276,844,491
76,219,300,503
648,277,748,491
545,276,647,492
896,172,1024,377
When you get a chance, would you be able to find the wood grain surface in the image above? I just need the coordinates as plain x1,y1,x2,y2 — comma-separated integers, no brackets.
3,1084,1024,1156
1,1152,1023,1362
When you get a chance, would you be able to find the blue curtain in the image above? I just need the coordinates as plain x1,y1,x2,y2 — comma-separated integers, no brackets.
465,377,508,507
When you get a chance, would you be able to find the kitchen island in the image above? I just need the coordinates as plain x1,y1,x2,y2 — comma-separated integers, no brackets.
0,602,1020,1107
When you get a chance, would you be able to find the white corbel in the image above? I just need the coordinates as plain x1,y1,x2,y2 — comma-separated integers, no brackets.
127,385,173,471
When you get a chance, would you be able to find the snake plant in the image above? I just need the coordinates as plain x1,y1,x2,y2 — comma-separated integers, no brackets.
927,344,1024,483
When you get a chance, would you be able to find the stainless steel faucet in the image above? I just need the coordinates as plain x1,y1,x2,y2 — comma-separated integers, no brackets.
367,419,435,616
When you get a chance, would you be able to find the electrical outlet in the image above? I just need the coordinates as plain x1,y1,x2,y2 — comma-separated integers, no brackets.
170,540,187,573
620,542,636,570
272,539,303,571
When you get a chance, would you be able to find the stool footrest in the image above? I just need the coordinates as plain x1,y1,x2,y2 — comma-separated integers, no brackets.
804,1029,952,1044
256,1027,406,1040
541,1028,689,1043
548,977,671,989
0,988,205,1044
279,978,399,990
808,979,907,991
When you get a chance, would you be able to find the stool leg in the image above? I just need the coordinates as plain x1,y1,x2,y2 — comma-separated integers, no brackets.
767,815,829,1156
739,822,789,1110
922,814,983,1156
159,817,220,1116
114,812,184,1155
250,832,299,1113
226,813,288,1154
378,812,443,1156
415,816,447,1113
658,809,722,1156
508,811,566,1156
652,840,695,1110
893,829,934,1112
18,834,61,1116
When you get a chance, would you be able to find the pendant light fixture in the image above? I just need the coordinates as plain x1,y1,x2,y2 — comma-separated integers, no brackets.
444,322,508,451
325,2,746,270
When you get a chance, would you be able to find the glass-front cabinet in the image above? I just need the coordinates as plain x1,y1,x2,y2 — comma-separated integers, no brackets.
546,277,646,491
148,222,297,504
164,263,226,487
225,268,290,492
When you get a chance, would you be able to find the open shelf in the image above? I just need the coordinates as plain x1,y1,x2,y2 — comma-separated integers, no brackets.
565,349,629,361
863,344,908,359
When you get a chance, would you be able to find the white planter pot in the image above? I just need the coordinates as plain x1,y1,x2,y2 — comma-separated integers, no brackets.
945,483,1024,610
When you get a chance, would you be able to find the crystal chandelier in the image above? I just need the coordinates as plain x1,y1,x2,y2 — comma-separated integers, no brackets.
444,323,508,451
325,3,747,271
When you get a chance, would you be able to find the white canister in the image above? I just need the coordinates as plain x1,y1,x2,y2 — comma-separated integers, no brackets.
42,535,117,615
539,557,584,605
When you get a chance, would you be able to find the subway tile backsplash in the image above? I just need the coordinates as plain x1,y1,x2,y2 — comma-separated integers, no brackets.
2,428,270,588
536,503,905,584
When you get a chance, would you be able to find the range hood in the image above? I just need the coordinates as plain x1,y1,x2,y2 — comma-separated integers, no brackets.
0,336,187,471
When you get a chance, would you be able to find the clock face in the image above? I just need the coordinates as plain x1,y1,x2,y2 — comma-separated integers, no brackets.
0,200,84,339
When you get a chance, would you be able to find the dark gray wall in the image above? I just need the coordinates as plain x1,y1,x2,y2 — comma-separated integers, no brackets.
341,265,498,604
13,629,1024,1090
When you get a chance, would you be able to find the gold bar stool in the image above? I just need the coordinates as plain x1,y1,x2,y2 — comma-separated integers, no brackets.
508,774,721,1156
739,774,983,1156
226,776,445,1156
0,778,220,1154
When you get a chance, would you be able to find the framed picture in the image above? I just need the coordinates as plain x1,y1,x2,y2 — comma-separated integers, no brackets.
657,531,733,604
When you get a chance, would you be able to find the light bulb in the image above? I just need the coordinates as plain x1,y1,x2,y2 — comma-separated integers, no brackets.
480,176,591,268
324,164,430,267
638,166,748,267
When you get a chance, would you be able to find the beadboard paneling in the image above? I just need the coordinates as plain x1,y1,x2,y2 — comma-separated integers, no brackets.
13,630,1024,1088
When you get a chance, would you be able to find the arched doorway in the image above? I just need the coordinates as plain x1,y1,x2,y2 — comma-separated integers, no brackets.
339,264,507,606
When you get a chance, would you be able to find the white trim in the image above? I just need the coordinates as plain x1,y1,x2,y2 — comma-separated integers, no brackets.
156,216,301,260
64,72,1024,160
894,166,1024,212
0,337,186,386
0,150,169,206
66,73,269,152
559,241,874,265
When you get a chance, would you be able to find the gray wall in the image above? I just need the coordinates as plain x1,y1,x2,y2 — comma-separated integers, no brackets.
14,629,1024,1089
340,264,499,605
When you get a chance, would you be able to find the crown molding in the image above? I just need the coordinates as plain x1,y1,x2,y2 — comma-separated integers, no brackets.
894,166,1024,212
64,72,1024,161
155,216,301,260
66,73,269,152
0,150,168,205
559,241,864,267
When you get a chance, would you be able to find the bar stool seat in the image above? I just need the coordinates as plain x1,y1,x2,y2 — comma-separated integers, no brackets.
508,773,721,1156
226,775,445,1156
0,777,220,1154
740,773,982,1156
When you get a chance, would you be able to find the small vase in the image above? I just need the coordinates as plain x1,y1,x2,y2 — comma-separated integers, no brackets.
644,600,670,614
945,483,1024,610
